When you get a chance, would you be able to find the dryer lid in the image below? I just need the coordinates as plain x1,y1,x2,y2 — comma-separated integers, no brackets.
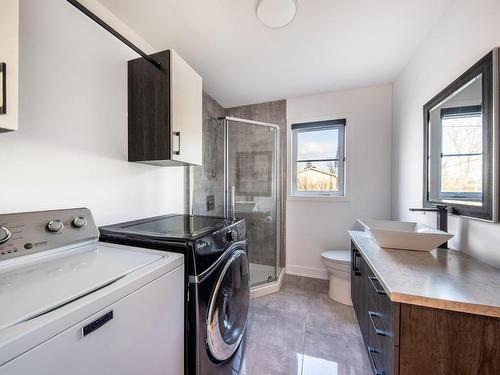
0,244,162,331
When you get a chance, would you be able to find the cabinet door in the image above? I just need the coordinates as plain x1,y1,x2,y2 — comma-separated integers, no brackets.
0,0,19,132
351,245,368,343
1,266,185,375
170,49,202,166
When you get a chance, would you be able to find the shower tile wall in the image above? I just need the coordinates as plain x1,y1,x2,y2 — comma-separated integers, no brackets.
192,92,225,217
191,93,287,268
226,100,287,269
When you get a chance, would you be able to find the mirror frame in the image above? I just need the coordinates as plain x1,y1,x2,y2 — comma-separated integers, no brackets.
422,49,499,222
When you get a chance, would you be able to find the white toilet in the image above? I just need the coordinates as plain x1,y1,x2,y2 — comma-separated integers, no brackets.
321,250,352,306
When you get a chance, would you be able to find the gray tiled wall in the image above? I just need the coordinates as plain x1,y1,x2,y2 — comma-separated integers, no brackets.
191,92,226,217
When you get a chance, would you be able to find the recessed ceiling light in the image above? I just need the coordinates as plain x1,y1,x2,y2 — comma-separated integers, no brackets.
257,0,297,29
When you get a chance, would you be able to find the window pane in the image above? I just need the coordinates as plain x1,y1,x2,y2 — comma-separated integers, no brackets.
442,115,482,155
296,161,339,192
297,129,339,160
441,155,482,194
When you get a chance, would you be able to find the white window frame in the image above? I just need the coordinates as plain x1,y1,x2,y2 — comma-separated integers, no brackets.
290,118,347,200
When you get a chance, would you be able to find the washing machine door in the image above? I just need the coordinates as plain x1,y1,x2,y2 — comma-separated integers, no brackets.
206,247,250,362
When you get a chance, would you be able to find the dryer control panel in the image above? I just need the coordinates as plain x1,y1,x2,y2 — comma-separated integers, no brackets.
195,219,246,256
0,208,98,261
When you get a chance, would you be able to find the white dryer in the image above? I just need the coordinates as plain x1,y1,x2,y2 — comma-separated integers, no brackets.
0,208,184,375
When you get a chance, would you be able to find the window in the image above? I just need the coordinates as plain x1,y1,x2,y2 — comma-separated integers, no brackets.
291,119,346,197
439,105,483,204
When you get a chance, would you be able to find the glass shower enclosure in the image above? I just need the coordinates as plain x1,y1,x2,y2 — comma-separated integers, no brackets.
223,117,281,287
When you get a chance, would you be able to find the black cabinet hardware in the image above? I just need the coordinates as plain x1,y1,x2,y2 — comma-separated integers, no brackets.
173,131,181,155
353,251,361,276
368,347,385,375
368,276,387,295
0,63,6,115
368,311,388,336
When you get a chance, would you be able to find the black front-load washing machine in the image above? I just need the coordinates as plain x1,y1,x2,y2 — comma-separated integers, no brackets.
99,214,250,375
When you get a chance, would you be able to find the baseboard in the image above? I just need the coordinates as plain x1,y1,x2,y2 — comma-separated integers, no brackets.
285,264,329,280
250,267,286,299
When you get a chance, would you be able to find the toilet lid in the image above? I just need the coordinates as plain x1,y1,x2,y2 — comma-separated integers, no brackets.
321,250,351,264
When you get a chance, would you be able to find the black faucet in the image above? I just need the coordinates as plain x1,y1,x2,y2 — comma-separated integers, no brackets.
409,205,448,248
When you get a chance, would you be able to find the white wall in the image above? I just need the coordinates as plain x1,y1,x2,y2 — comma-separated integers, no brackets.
286,84,393,279
392,0,500,267
0,0,184,225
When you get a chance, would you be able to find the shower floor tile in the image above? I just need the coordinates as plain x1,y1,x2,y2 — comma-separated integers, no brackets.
239,275,371,375
249,262,276,286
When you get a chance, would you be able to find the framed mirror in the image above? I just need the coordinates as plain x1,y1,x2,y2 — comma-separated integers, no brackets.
423,49,499,221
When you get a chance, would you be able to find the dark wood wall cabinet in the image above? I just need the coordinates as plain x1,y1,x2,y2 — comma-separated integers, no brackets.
128,49,202,166
351,243,500,375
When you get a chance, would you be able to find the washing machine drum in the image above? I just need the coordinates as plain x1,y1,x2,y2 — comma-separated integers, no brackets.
206,248,250,362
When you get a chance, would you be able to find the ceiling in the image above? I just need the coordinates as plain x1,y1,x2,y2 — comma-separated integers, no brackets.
98,0,452,108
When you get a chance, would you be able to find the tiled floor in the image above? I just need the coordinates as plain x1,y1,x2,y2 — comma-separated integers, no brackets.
239,275,372,375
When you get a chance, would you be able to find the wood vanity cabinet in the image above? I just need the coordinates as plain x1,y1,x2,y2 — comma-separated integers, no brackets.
352,245,398,375
351,242,500,375
0,0,19,133
128,49,202,166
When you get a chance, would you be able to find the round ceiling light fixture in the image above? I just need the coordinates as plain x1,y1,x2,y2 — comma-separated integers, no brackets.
257,0,297,29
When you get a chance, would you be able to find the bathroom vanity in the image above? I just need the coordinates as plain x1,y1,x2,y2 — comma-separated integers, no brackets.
350,230,500,375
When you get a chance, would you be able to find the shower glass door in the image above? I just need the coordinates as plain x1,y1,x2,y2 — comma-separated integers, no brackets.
225,118,280,287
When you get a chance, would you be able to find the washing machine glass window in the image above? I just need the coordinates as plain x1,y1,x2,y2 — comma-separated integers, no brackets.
206,248,250,362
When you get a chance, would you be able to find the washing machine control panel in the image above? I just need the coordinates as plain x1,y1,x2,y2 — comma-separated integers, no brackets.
0,208,99,261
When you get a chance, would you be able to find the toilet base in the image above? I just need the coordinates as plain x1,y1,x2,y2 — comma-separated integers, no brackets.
328,270,352,306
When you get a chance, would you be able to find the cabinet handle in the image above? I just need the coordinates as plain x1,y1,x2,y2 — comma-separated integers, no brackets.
0,63,6,115
368,311,388,336
368,276,387,295
173,131,181,155
353,251,361,276
367,347,385,375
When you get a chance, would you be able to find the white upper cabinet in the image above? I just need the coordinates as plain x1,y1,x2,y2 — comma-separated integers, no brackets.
0,0,19,133
170,50,203,166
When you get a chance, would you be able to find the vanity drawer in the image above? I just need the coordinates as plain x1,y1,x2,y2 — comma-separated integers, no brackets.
367,273,389,308
367,297,396,375
366,275,397,344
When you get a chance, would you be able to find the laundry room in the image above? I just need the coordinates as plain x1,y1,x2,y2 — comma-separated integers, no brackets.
1,0,500,374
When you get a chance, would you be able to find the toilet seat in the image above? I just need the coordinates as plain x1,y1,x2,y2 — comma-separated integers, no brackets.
321,250,351,264
321,250,351,272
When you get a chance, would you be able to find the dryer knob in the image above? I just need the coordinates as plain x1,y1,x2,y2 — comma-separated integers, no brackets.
0,226,12,244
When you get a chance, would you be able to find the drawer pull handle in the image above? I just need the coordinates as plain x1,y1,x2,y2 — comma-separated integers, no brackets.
367,346,385,375
368,311,388,336
0,63,6,115
353,251,362,276
368,276,387,295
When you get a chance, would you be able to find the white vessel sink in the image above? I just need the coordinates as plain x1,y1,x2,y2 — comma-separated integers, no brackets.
357,219,454,252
